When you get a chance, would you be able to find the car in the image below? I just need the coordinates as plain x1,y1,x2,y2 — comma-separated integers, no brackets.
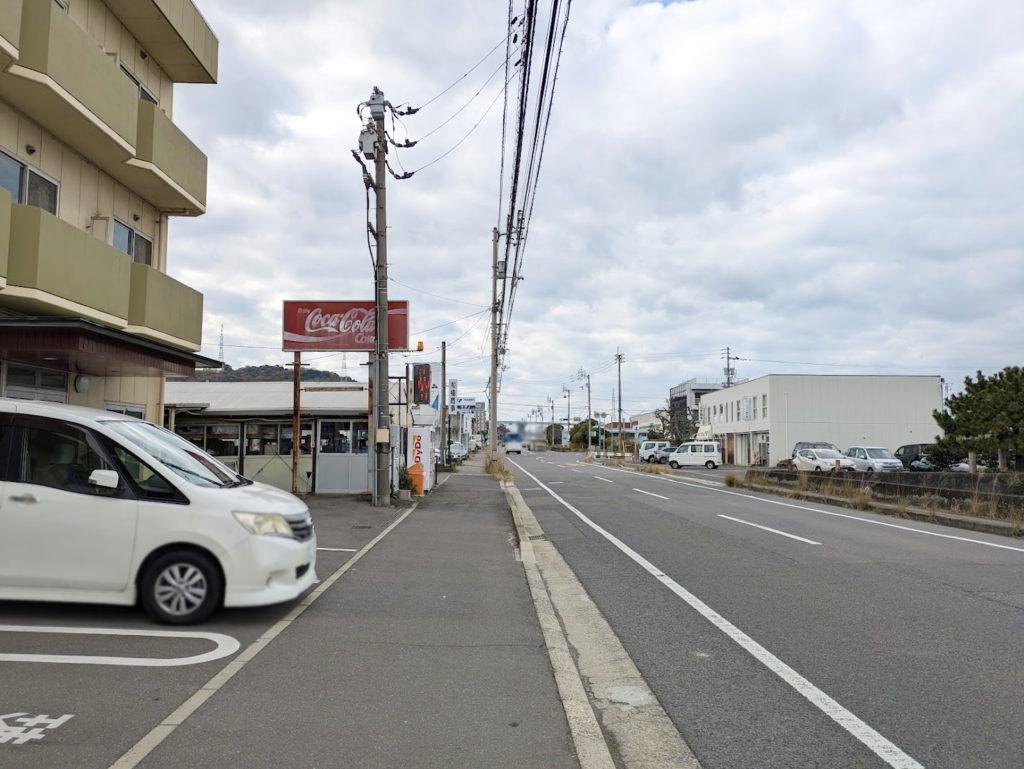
845,446,904,472
653,446,678,464
792,441,843,458
894,443,934,469
0,400,317,625
667,441,722,470
449,442,468,460
793,448,856,472
639,440,670,463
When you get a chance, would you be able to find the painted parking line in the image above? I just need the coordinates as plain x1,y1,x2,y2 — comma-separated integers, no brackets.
509,459,923,769
718,515,821,545
0,625,239,667
633,488,669,500
317,547,359,552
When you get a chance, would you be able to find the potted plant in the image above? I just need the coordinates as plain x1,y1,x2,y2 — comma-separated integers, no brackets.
396,465,414,501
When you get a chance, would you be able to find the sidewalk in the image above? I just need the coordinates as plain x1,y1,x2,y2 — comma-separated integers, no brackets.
138,454,579,769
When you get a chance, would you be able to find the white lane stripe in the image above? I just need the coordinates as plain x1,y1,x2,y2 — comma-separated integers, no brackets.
718,515,821,545
634,488,670,500
509,459,922,769
317,547,358,552
594,476,614,483
571,469,583,474
599,466,1024,555
0,626,239,667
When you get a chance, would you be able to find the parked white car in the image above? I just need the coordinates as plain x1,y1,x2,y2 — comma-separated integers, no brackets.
0,400,317,624
845,446,904,472
667,442,722,470
639,440,670,462
449,442,468,460
793,448,856,472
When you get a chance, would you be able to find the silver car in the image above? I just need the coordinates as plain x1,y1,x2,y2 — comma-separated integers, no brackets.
846,446,904,472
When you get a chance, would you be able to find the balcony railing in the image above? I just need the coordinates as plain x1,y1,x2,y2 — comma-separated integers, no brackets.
128,261,203,350
126,99,208,212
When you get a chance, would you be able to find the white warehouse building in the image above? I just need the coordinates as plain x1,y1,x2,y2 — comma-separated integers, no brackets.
697,375,945,467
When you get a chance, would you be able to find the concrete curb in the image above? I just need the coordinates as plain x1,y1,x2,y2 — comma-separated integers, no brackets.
502,480,701,769
743,482,1023,539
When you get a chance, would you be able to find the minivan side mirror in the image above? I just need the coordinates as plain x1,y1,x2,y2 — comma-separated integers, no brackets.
88,469,120,489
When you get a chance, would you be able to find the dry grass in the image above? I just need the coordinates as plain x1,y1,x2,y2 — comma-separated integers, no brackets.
895,497,909,517
606,459,627,467
584,454,597,463
724,472,742,487
851,485,872,510
485,457,513,482
642,463,670,475
790,471,809,498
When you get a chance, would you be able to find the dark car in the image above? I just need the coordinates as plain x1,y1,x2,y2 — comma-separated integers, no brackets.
895,443,934,470
792,441,843,458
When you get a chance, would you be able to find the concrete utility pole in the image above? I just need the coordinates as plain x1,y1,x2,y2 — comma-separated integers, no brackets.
291,351,301,495
489,226,500,466
563,384,571,446
441,341,447,466
548,396,555,445
369,87,391,507
580,369,592,453
616,350,624,454
722,346,734,388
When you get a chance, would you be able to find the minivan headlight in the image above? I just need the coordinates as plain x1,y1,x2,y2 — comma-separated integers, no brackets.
233,512,294,537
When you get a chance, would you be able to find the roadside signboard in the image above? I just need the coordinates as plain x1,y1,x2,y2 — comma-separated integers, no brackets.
282,300,410,351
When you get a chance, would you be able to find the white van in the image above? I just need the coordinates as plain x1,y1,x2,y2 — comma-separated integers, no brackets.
504,432,523,455
0,400,317,624
667,441,722,469
639,440,670,462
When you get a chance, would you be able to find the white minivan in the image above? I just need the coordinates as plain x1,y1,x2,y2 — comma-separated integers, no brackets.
0,400,317,624
667,441,722,470
639,440,670,463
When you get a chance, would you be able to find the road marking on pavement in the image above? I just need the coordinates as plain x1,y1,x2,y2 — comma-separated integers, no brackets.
594,476,614,483
509,460,923,769
549,481,565,484
0,626,239,667
110,504,418,769
317,547,358,552
0,713,73,745
571,469,583,474
718,515,821,545
599,465,1024,555
633,488,670,500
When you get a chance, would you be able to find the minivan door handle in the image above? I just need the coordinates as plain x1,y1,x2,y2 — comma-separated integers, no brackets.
9,493,39,504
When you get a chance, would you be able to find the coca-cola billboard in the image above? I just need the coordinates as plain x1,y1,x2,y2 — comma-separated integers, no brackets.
282,301,410,351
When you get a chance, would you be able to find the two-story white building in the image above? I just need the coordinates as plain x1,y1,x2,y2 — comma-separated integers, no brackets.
698,375,944,467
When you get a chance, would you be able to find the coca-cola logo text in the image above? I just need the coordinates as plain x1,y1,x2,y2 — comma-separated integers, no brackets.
304,307,375,344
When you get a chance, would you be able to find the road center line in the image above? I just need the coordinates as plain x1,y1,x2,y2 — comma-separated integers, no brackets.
718,515,821,545
594,476,614,483
509,459,922,769
598,465,1024,555
633,488,670,500
317,547,358,552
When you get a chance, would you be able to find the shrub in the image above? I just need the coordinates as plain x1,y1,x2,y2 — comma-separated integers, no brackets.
724,472,742,487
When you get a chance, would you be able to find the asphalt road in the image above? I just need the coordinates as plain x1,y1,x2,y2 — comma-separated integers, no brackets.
508,451,1024,768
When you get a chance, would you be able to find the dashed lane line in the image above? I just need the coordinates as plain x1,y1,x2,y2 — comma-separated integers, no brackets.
633,488,669,500
717,515,821,545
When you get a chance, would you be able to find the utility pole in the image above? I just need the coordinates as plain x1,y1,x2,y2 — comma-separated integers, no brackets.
562,384,571,446
578,368,592,453
489,226,500,466
722,346,734,388
366,87,391,506
616,350,624,454
291,352,301,495
441,341,447,467
548,396,555,446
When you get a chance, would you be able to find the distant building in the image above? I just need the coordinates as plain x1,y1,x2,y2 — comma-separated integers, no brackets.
669,378,725,418
0,0,219,417
698,375,944,467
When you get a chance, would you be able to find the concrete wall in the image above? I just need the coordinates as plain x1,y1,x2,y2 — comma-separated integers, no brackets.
67,372,163,424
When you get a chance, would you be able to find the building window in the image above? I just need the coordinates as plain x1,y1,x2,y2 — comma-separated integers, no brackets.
753,401,758,419
762,394,768,418
246,424,280,455
120,64,158,104
106,403,146,419
112,219,153,265
3,363,68,402
0,151,58,215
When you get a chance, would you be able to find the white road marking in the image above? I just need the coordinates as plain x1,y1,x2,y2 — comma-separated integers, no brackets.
549,481,565,484
598,465,1024,555
571,469,583,474
110,504,418,769
0,713,73,745
0,626,239,667
594,476,614,483
509,459,923,769
317,547,358,552
633,488,670,500
718,515,821,545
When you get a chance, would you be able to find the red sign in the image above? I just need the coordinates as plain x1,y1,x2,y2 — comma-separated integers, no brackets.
283,300,410,352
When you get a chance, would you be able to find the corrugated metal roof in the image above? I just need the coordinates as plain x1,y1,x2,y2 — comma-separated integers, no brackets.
165,381,371,415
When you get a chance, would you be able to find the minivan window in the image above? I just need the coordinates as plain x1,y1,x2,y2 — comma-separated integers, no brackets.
104,440,187,503
103,420,242,488
15,423,119,497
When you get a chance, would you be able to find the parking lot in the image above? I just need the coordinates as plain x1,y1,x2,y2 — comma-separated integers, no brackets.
0,497,396,769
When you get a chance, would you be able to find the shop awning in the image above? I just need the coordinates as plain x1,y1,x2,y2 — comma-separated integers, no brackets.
0,317,221,378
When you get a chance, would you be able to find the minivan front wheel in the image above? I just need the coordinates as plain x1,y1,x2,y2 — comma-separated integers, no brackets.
141,550,223,625
705,460,716,470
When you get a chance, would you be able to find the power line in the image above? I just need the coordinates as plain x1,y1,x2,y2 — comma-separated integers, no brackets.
396,32,512,115
388,277,488,308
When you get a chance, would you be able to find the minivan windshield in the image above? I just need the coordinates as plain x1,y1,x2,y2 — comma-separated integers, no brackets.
867,448,895,459
103,420,244,488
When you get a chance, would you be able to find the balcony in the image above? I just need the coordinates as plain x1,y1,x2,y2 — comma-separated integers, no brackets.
4,203,132,326
122,99,207,213
128,261,203,350
103,0,218,84
0,0,21,70
0,188,10,286
0,0,138,169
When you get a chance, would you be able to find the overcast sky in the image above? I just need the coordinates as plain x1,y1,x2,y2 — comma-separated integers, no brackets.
170,0,1024,422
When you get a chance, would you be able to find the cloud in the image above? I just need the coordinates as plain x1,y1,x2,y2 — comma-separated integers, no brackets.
169,0,1024,418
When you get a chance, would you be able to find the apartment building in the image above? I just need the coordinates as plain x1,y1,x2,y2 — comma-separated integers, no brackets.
0,0,218,420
